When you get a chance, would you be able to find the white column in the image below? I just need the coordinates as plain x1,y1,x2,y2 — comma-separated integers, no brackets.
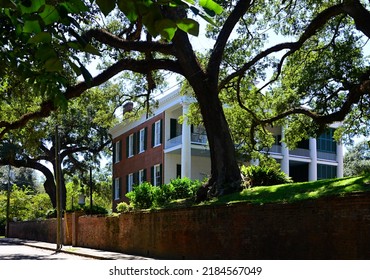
181,99,191,179
336,141,344,178
309,137,317,181
281,128,289,176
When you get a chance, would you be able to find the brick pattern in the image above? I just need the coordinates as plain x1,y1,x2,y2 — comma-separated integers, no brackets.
9,193,370,259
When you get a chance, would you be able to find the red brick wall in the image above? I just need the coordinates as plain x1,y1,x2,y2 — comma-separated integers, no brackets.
112,113,164,209
9,194,370,259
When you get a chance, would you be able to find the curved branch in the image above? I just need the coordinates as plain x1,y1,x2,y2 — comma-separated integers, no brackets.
219,2,345,90
0,58,182,139
207,0,253,83
84,28,176,55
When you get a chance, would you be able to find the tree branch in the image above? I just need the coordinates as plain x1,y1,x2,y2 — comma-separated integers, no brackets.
0,58,182,139
219,3,345,91
84,28,176,55
207,0,253,85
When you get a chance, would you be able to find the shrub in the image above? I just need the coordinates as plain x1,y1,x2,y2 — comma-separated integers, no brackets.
116,202,132,213
125,178,202,209
126,182,156,209
241,165,292,187
167,177,201,199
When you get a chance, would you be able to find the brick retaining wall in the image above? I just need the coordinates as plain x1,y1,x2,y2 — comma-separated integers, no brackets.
9,193,370,259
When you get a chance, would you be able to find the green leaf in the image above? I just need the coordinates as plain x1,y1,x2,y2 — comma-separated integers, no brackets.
23,20,42,33
40,4,60,25
117,0,138,22
20,0,45,14
96,0,116,16
84,44,101,56
176,18,199,36
27,31,52,44
59,0,88,13
35,45,57,61
44,57,63,72
155,18,177,41
199,0,223,16
142,8,163,37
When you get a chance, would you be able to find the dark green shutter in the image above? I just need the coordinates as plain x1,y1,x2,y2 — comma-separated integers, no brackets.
160,119,163,144
151,123,155,147
170,119,177,139
143,169,147,181
134,172,139,185
126,136,130,157
119,177,122,199
144,127,148,150
113,141,116,163
150,166,154,185
133,132,137,155
126,175,129,193
118,141,122,161
159,164,163,186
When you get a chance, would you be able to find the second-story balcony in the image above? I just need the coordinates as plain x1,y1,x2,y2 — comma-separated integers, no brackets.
166,133,208,150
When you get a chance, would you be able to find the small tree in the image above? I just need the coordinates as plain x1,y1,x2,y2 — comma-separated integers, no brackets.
344,141,370,177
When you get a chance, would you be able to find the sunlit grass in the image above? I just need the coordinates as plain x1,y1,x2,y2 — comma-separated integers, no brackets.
205,173,370,206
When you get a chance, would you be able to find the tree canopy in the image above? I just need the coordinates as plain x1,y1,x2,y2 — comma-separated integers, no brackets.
1,0,370,198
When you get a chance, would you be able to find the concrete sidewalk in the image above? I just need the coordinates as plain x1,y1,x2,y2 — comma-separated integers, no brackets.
0,238,152,260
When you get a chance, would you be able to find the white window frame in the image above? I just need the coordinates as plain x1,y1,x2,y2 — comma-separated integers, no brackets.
128,134,134,158
139,128,145,153
138,169,145,184
128,173,134,193
153,164,161,186
154,120,161,147
114,141,121,163
114,178,120,200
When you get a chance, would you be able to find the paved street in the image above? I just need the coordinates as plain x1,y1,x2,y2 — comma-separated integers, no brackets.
0,239,95,260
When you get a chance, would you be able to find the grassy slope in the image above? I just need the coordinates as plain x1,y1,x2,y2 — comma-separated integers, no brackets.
206,173,370,206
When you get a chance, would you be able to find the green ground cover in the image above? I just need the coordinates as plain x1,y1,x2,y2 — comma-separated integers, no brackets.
206,173,370,206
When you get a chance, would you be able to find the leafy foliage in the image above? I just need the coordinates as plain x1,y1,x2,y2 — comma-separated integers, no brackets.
344,140,370,177
241,165,293,188
125,178,202,210
0,185,53,230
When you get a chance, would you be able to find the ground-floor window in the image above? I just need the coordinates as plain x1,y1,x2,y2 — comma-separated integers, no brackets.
114,177,121,200
318,164,337,180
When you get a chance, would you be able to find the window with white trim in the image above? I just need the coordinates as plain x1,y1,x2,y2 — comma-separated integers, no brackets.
127,173,134,193
113,140,122,163
153,164,162,186
139,128,146,153
114,178,121,200
154,120,161,147
128,134,134,157
138,169,145,184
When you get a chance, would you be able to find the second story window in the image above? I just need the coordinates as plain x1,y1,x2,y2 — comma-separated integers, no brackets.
127,133,134,157
113,140,122,163
152,120,162,147
139,128,147,153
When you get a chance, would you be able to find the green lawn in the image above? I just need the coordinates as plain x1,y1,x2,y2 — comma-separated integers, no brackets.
205,173,370,206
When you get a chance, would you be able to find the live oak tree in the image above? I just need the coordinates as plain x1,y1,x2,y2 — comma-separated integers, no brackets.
0,86,117,209
2,0,370,199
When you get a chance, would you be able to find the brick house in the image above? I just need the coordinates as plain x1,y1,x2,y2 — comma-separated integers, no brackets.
109,87,343,209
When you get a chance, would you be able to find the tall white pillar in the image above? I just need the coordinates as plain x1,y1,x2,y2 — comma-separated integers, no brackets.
336,141,344,178
181,98,191,179
309,137,317,181
281,128,289,176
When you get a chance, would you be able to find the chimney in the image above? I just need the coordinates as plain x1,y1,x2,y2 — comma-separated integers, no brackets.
123,102,134,116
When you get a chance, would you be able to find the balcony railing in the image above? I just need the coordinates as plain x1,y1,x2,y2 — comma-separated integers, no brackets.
166,133,208,149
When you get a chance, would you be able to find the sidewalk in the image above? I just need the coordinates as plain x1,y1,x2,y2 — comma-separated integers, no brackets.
0,238,153,260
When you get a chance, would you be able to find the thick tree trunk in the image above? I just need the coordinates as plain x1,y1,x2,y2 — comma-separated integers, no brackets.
170,22,242,200
194,88,242,201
